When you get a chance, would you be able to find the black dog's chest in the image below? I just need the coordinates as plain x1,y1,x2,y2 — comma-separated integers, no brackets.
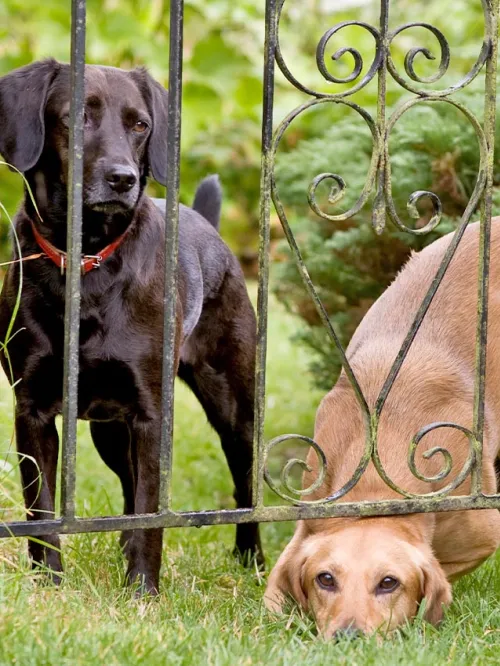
77,358,144,421
24,349,149,422
77,312,155,420
77,311,154,421
1,260,162,423
19,294,156,421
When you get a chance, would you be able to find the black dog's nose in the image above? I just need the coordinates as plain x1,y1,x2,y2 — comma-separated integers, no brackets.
105,166,137,193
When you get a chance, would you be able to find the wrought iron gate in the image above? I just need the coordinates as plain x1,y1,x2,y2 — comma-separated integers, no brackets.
0,0,499,541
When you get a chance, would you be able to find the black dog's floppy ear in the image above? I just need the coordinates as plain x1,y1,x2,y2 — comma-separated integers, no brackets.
130,67,168,186
0,59,60,173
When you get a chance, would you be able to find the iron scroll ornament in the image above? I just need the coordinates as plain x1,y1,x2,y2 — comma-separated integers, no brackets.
274,1,493,98
262,0,495,505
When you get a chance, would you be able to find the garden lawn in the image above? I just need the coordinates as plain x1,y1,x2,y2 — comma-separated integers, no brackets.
0,287,499,666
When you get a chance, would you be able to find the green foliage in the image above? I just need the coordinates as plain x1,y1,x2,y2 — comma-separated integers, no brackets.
0,0,488,263
0,0,383,261
273,93,500,391
0,0,268,258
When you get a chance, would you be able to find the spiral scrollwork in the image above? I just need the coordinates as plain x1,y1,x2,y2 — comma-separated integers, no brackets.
274,1,491,99
387,3,492,96
307,173,346,218
321,46,363,85
391,190,443,236
384,96,488,235
272,97,380,223
408,422,477,495
388,23,450,87
275,1,383,99
263,428,374,505
368,421,477,500
263,434,327,503
315,21,381,88
269,97,376,417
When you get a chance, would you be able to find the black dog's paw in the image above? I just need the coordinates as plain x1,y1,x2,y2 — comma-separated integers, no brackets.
30,544,64,586
119,530,134,556
233,544,266,571
32,561,64,586
45,568,63,587
234,524,265,570
125,568,160,598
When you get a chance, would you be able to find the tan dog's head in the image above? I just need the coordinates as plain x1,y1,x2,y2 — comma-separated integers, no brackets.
265,520,451,636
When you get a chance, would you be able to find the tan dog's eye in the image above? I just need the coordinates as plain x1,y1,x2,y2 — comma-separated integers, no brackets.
376,576,399,594
133,120,149,133
316,572,337,590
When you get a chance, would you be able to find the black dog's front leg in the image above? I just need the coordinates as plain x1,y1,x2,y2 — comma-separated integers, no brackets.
124,417,163,595
15,410,62,582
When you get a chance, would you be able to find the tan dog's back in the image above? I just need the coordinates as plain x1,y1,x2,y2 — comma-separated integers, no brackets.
311,219,500,501
349,218,500,387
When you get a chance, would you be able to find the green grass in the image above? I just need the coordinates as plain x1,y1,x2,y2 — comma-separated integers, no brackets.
0,287,499,665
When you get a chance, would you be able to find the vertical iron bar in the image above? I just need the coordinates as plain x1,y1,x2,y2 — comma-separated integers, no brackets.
369,0,389,450
252,0,277,508
60,0,86,519
472,0,499,494
159,0,184,513
371,0,389,235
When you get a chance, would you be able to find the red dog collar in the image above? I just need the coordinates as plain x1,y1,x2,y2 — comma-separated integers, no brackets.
30,220,127,275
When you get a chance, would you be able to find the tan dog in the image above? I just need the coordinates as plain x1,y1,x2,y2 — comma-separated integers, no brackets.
265,219,500,636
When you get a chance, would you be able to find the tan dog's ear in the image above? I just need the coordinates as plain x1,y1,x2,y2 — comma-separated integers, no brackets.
420,555,452,625
264,528,308,613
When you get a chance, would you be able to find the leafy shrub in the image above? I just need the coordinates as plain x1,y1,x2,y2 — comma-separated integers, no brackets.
272,93,500,390
0,0,488,266
0,0,383,263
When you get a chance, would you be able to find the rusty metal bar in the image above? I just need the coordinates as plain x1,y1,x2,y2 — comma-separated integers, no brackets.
371,0,388,234
60,0,86,520
1,493,500,539
158,0,184,514
471,0,499,494
252,0,278,509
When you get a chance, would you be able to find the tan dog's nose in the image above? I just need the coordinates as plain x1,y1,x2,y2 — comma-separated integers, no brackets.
332,626,363,640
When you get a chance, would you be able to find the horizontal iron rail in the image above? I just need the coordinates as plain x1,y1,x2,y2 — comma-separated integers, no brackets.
1,494,500,538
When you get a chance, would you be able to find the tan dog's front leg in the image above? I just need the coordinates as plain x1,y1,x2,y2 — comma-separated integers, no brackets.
434,509,500,582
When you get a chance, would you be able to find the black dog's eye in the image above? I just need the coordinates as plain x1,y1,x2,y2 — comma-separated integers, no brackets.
133,120,149,133
376,576,400,594
316,572,337,591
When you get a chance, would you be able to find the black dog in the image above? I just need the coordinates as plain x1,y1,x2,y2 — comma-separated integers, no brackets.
0,59,262,592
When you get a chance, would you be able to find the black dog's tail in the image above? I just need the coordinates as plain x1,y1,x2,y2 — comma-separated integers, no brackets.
192,175,222,231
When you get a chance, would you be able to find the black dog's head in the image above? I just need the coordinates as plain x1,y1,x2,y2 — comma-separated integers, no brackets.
0,59,168,216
